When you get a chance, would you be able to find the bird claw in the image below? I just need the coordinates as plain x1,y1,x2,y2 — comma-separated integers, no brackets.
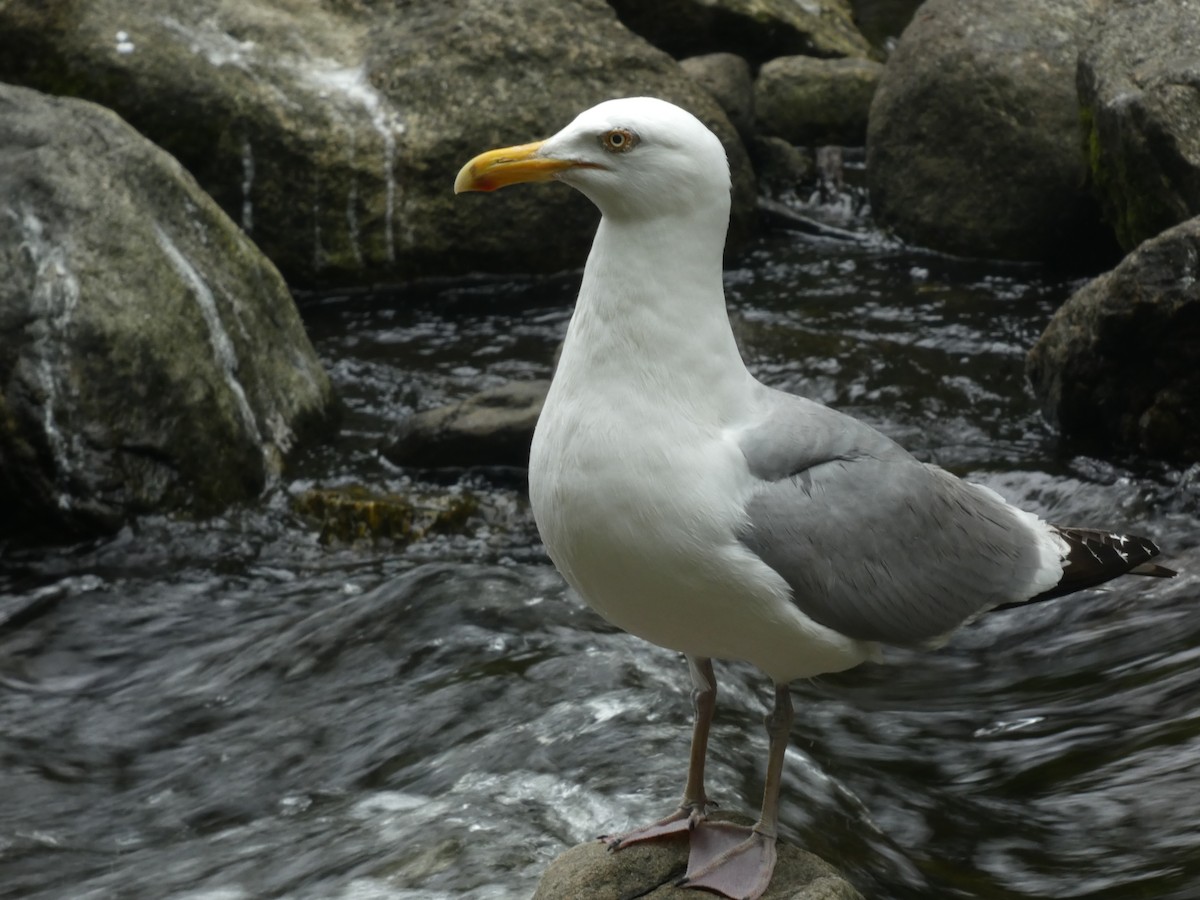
600,801,711,851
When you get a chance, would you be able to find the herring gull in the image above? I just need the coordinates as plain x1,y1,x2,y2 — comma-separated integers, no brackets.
454,97,1175,899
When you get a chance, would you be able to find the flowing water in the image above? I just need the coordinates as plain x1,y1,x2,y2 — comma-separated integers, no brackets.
2,199,1198,900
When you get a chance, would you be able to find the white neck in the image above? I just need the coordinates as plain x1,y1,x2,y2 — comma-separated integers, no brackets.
553,207,751,423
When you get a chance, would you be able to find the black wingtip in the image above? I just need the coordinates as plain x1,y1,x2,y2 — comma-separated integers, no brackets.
1129,562,1177,578
1034,526,1172,602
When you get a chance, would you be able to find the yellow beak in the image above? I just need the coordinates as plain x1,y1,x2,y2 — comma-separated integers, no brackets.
454,140,588,193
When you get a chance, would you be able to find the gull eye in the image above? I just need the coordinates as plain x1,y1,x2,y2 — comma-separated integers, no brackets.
601,128,638,153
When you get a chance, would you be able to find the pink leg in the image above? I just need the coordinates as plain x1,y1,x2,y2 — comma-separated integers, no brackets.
679,682,793,900
604,656,717,848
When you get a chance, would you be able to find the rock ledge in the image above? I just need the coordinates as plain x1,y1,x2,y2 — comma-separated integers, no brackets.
533,817,863,900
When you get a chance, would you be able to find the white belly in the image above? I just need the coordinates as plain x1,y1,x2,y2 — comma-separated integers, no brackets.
528,388,871,683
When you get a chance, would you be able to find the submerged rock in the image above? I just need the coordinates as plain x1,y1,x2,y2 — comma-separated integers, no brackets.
0,0,755,283
385,380,549,470
1077,0,1200,252
532,816,864,899
866,0,1114,264
1027,215,1200,461
294,485,479,545
0,85,335,541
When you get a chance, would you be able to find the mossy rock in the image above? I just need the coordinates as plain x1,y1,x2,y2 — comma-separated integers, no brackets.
0,85,335,542
294,484,480,545
1027,215,1200,461
866,0,1114,263
1076,1,1200,251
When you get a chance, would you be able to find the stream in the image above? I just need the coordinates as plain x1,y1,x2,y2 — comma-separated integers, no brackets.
2,195,1198,900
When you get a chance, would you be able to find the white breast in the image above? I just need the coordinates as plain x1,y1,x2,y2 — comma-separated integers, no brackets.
528,367,872,683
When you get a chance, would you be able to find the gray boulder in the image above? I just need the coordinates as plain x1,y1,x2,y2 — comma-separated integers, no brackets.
681,53,756,144
866,0,1112,262
369,0,757,274
756,56,884,146
1077,0,1200,252
1027,215,1200,461
606,0,875,66
0,0,756,284
0,85,335,541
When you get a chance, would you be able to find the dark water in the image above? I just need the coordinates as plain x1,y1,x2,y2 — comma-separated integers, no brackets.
2,202,1198,900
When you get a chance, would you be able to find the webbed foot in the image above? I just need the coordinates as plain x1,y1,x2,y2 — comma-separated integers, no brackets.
678,822,776,900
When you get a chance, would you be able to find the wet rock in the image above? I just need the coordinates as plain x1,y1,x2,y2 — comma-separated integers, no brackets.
384,380,549,470
0,0,395,287
607,0,875,66
1077,0,1200,252
293,484,478,545
848,0,924,51
368,0,757,275
0,0,755,284
0,84,335,542
750,137,818,199
755,56,884,146
1027,215,1200,461
866,0,1115,263
681,53,756,144
532,816,864,899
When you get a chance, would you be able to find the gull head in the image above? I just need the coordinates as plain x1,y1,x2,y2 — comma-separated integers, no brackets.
454,97,731,221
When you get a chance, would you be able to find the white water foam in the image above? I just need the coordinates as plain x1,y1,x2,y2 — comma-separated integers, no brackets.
13,208,82,509
159,16,256,70
303,63,403,263
154,225,267,454
240,138,254,233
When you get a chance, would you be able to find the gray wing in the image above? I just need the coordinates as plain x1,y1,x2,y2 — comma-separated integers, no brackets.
737,390,1058,647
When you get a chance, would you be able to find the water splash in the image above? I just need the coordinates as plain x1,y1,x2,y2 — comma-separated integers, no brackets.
158,14,404,271
312,171,323,272
303,63,403,264
344,133,364,267
12,207,82,508
240,138,254,234
114,30,135,55
153,225,276,461
161,16,256,70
